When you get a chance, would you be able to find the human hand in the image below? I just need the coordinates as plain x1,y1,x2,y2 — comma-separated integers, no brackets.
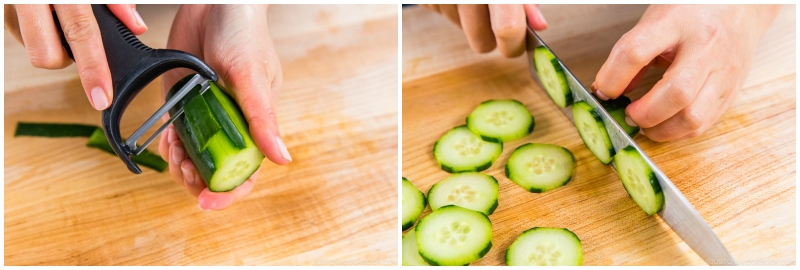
157,4,290,210
421,4,548,57
4,4,147,110
592,5,779,141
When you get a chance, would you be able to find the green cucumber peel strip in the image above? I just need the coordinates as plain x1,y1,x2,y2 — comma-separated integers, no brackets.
86,128,167,172
15,122,99,137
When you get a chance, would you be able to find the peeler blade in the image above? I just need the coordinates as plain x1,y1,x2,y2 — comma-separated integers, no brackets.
126,74,210,155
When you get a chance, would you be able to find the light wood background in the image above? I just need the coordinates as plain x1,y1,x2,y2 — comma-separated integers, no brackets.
4,5,398,265
402,4,795,266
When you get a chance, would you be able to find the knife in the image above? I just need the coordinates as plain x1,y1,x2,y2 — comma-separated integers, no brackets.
524,27,735,266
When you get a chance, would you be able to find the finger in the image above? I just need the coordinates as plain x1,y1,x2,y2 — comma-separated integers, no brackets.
522,4,547,30
5,5,24,46
106,4,147,35
639,71,726,141
488,4,526,58
168,140,187,188
419,4,440,14
180,160,206,198
623,62,653,94
457,4,496,53
15,5,72,69
205,6,291,165
53,4,113,111
158,125,178,163
593,18,681,100
438,4,461,27
197,169,260,211
626,47,712,129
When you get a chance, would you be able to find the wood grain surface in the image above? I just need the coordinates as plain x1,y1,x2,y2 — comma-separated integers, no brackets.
402,4,795,266
4,4,398,265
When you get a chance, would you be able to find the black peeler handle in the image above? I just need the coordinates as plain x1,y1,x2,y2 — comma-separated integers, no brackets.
53,5,218,174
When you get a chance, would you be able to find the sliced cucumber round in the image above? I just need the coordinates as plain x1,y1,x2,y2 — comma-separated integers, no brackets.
402,177,427,231
434,126,502,173
506,227,583,266
505,143,574,193
402,229,432,266
600,96,639,138
533,46,572,108
614,146,664,215
428,172,499,215
466,99,535,143
573,101,615,164
416,205,493,266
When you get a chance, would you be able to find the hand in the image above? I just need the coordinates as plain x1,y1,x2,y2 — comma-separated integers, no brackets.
4,4,147,110
592,5,779,141
157,4,290,211
421,4,548,57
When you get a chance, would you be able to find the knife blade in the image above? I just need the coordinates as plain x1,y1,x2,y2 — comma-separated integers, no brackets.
524,27,735,266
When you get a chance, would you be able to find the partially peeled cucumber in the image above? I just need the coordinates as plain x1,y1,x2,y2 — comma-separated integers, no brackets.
167,74,264,192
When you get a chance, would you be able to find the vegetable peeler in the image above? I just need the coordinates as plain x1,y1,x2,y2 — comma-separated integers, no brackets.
53,4,218,174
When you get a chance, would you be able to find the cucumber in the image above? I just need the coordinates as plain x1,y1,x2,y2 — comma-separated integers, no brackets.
573,101,615,164
167,74,265,192
533,46,572,108
505,143,574,193
402,229,432,266
416,205,493,266
600,96,639,137
428,172,499,215
614,146,664,215
466,99,534,143
433,126,502,173
402,177,427,231
505,227,583,266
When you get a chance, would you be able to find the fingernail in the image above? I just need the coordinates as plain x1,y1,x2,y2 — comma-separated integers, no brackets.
198,198,215,211
625,116,638,127
535,6,547,26
596,90,610,101
639,129,646,135
591,82,598,93
90,87,109,110
132,7,146,29
171,145,184,165
181,165,194,186
276,137,292,162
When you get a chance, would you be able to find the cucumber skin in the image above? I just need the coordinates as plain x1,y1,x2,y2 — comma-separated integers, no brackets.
433,128,502,173
167,75,262,191
416,205,493,266
465,99,535,143
428,174,499,215
402,177,427,231
600,96,640,138
504,143,575,193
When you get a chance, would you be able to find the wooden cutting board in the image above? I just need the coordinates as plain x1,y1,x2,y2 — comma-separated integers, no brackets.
402,4,795,266
4,5,398,265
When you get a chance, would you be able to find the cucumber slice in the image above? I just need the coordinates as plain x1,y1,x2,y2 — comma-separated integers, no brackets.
416,205,493,266
167,74,265,192
600,96,639,138
505,227,583,266
428,172,499,215
402,229,432,266
466,99,535,143
533,46,572,108
434,126,502,173
402,177,427,231
505,143,574,193
573,101,615,164
614,146,664,215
